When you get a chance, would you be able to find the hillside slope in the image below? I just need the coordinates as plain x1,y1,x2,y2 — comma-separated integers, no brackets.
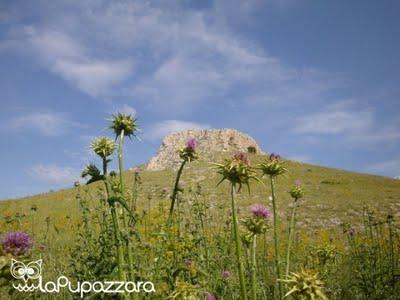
1,153,399,236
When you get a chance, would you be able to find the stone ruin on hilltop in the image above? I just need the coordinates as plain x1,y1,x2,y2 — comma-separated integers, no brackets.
146,128,263,170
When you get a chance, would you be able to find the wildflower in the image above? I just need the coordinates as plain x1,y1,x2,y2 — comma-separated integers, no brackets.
214,153,261,192
1,232,33,256
90,137,116,159
222,270,231,279
205,293,216,300
251,204,271,219
179,138,199,162
109,113,138,138
184,259,193,267
186,138,198,151
258,153,287,178
242,205,270,236
234,152,249,165
279,269,327,300
289,181,305,200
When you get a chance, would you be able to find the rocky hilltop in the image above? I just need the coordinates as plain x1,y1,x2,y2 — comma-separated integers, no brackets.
147,128,263,170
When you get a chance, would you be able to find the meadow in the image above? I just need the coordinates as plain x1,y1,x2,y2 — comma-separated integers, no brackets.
1,113,400,299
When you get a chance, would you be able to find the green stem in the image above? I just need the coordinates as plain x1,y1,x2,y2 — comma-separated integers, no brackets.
102,160,127,291
285,200,297,278
231,184,248,300
251,235,257,300
117,130,135,284
270,177,283,300
169,160,186,218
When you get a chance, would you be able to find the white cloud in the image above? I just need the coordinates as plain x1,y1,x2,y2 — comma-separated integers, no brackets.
365,158,400,177
8,112,77,136
2,1,341,110
293,101,400,146
27,164,79,184
145,120,211,141
295,101,373,134
26,28,133,97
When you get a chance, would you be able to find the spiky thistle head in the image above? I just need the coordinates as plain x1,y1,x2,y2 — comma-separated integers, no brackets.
289,180,305,201
179,138,199,162
258,153,287,178
109,113,138,138
279,269,327,300
242,204,271,235
90,137,116,159
81,164,103,184
214,153,261,192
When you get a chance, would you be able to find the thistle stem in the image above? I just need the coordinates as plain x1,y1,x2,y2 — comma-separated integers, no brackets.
169,160,186,218
251,235,258,300
117,130,135,284
270,177,283,300
231,184,248,300
103,162,127,294
285,199,297,278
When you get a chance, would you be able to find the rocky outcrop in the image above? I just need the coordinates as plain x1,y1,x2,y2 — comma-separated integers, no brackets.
146,128,263,170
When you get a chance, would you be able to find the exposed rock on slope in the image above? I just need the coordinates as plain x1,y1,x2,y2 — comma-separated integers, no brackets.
147,129,263,170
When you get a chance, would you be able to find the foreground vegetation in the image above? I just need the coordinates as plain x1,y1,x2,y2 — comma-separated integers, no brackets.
1,113,400,299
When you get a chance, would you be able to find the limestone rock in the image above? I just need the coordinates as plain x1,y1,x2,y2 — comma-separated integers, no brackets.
147,128,263,170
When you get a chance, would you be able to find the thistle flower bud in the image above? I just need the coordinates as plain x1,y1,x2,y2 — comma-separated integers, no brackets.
258,153,287,177
289,182,305,200
109,113,138,138
90,137,116,159
214,153,261,192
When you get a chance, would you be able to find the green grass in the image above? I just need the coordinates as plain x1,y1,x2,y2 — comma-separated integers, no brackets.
1,153,399,239
1,152,400,299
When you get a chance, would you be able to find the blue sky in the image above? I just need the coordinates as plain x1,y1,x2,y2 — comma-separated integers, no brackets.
0,0,399,199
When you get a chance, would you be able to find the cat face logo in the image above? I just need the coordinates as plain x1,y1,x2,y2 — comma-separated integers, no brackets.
10,259,42,283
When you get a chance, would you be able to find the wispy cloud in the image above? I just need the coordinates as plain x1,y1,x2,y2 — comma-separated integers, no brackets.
8,111,79,136
145,120,211,142
26,28,133,97
27,164,79,184
2,1,341,111
294,101,400,146
365,158,400,177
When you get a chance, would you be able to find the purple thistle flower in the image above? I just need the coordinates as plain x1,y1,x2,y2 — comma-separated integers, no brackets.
269,153,281,161
186,138,198,151
222,270,231,279
184,259,193,266
251,204,271,219
234,152,249,165
1,231,33,256
205,293,216,300
294,179,302,187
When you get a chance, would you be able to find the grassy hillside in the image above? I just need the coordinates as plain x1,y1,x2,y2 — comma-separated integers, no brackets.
1,152,400,299
1,153,399,240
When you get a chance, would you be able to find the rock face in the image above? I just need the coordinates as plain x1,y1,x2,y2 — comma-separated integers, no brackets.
147,128,263,170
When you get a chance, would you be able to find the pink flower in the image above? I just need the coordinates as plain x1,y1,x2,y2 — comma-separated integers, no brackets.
251,204,271,219
234,152,249,165
222,270,231,279
186,138,198,151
